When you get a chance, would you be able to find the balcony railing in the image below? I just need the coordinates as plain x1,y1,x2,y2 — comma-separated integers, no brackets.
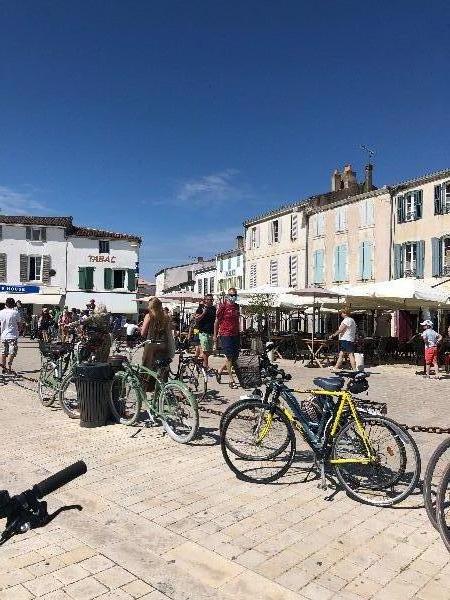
404,266,417,278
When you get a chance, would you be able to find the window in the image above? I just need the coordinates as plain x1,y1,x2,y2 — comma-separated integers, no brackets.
26,227,46,242
99,240,110,254
78,267,95,290
113,269,126,289
237,275,242,289
393,241,425,279
268,219,281,244
312,213,324,237
236,255,241,267
290,213,298,241
360,198,374,227
219,259,223,271
187,270,193,282
227,258,232,270
250,226,259,249
434,182,450,215
358,241,373,280
204,277,208,293
444,239,450,276
0,253,6,283
397,190,423,223
209,277,215,293
269,260,278,286
198,279,203,294
312,249,324,285
0,226,2,241
28,256,42,281
333,244,348,282
289,255,298,287
335,207,347,232
249,264,257,288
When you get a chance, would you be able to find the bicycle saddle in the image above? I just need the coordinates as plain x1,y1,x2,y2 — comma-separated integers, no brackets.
337,370,370,379
313,376,344,392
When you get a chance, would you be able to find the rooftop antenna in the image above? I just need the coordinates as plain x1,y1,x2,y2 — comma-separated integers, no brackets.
360,144,376,164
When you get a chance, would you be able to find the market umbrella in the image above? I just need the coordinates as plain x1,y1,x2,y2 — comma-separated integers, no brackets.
158,291,205,333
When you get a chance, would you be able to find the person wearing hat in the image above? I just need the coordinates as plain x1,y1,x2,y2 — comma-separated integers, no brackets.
421,319,442,379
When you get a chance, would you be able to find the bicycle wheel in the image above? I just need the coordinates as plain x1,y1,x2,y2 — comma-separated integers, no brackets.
158,380,199,443
59,369,80,419
332,415,420,506
38,361,58,407
221,400,296,484
179,360,207,397
110,371,143,426
222,399,291,460
436,462,450,552
423,437,450,529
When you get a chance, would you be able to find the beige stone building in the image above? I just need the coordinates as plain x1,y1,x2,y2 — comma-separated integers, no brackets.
244,203,307,289
391,168,450,284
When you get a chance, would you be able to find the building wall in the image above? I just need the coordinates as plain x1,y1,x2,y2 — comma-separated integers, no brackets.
194,267,217,295
66,236,138,293
156,259,215,293
244,209,306,289
392,174,450,281
0,223,67,291
216,252,244,292
308,190,391,287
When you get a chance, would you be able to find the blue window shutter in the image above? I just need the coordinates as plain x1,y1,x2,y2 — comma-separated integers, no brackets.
358,242,364,279
431,237,442,277
318,250,324,283
313,250,318,283
341,245,348,280
365,242,373,279
393,244,403,279
334,246,339,281
416,240,425,278
397,195,404,223
415,191,423,219
435,185,443,215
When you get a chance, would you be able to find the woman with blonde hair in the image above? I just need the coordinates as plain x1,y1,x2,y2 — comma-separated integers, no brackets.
140,298,175,389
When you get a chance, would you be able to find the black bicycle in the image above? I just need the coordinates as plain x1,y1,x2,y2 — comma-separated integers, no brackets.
169,340,208,398
0,461,87,546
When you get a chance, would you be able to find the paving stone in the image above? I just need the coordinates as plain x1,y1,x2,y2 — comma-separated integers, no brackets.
94,565,135,589
23,572,63,596
0,584,34,600
223,570,305,600
120,579,154,598
78,556,115,575
64,575,109,600
54,564,91,585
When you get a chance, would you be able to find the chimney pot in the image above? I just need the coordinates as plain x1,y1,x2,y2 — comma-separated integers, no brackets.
364,163,374,192
236,235,244,251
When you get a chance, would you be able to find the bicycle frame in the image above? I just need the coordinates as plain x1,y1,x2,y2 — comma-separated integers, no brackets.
262,382,375,465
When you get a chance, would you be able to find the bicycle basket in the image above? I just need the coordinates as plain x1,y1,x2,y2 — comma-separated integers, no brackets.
39,340,70,359
301,395,324,423
234,353,262,389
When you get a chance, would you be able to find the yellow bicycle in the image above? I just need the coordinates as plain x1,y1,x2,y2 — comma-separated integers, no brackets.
221,365,420,506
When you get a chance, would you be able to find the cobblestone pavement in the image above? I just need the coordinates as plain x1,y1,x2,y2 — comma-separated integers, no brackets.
0,339,450,599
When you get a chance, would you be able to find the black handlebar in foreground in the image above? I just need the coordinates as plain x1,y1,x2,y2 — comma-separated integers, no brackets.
0,461,87,546
33,461,87,499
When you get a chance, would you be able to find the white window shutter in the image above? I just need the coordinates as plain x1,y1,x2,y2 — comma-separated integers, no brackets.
335,209,340,231
256,226,260,247
359,201,366,227
267,222,272,245
278,218,282,241
367,199,374,225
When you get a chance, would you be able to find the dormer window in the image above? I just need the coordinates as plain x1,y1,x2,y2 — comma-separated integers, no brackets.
26,227,46,242
99,240,110,254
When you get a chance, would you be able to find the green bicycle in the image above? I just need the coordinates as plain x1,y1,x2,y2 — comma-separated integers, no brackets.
37,337,85,419
110,340,199,444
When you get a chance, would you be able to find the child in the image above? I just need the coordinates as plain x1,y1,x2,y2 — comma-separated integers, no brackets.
421,319,442,379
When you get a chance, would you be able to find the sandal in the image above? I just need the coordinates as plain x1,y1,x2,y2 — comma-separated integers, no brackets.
229,382,239,389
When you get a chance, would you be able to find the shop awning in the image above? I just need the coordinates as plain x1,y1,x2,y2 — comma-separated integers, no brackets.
64,292,137,314
0,292,63,306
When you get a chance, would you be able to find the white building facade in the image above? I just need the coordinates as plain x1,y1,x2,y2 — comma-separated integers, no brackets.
216,236,245,293
194,265,216,296
0,216,140,315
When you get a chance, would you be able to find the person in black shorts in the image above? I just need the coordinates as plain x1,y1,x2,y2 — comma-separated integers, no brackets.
195,294,216,370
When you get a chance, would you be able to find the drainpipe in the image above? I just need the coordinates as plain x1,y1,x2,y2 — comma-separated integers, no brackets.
305,210,309,288
388,186,395,281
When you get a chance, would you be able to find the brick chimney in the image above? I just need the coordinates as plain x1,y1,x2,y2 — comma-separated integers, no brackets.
236,235,244,251
341,164,358,190
331,169,342,192
364,163,373,192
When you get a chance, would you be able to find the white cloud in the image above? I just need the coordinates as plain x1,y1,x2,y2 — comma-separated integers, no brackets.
176,169,251,205
0,186,49,215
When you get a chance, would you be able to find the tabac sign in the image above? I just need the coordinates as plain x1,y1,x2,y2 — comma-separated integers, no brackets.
0,284,40,294
88,255,117,264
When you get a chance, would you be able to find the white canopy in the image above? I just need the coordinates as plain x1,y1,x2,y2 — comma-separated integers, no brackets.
64,292,137,314
158,291,204,303
330,280,450,309
0,292,63,306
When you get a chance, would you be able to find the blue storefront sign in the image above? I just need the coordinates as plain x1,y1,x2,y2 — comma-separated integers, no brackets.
0,284,41,294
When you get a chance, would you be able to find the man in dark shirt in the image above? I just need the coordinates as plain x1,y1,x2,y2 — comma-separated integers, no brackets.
195,294,216,369
214,287,240,387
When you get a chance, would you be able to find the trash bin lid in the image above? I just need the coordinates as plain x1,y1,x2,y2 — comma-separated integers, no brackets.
74,363,114,381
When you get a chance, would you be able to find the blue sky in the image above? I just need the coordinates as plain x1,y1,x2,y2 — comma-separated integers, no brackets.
1,1,449,279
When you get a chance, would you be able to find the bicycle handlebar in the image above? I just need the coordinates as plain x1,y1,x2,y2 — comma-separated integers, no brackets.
33,461,87,499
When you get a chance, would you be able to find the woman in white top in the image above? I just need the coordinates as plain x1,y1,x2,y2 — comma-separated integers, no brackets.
329,307,357,370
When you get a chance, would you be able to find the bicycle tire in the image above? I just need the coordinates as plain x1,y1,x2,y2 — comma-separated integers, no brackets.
423,437,450,530
59,369,80,419
435,462,450,552
332,414,420,507
38,361,58,407
158,380,199,443
221,400,296,484
179,360,207,398
221,399,291,460
110,371,143,426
